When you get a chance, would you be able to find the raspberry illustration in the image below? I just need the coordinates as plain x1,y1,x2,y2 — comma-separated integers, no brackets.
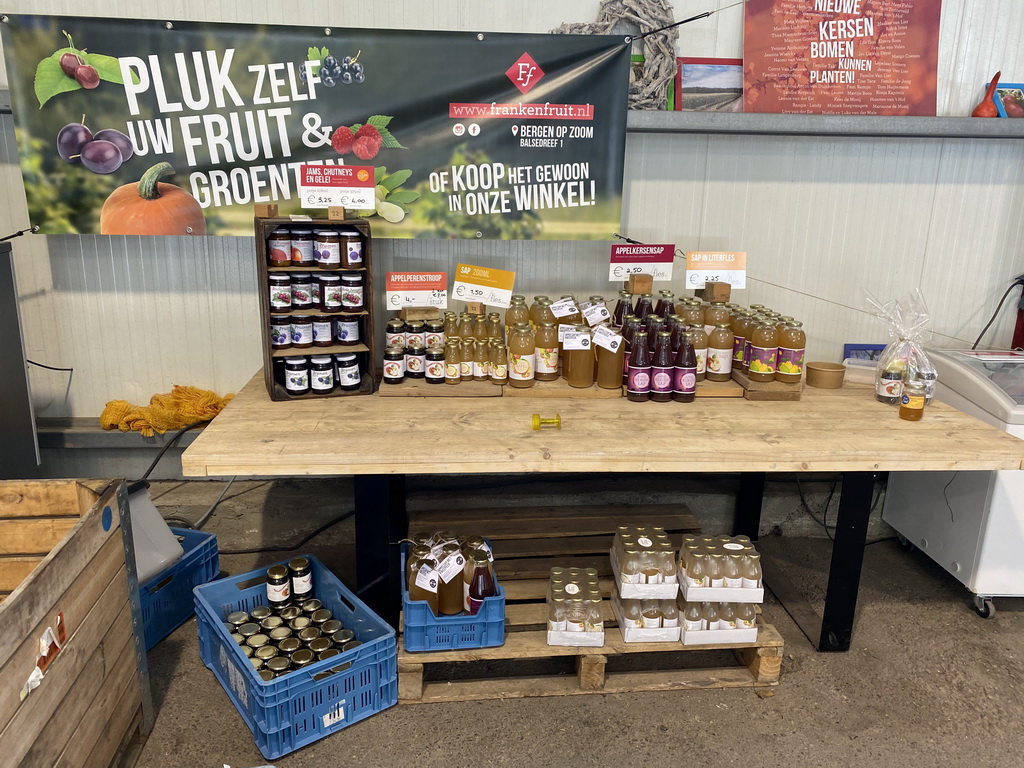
352,124,383,160
331,125,355,155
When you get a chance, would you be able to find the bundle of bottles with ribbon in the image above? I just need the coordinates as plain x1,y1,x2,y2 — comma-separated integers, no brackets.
404,531,497,617
381,291,806,397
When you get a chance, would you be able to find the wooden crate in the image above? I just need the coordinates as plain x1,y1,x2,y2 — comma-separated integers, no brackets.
0,479,151,768
255,216,378,401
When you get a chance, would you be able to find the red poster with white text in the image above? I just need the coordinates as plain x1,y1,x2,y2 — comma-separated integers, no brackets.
744,0,942,115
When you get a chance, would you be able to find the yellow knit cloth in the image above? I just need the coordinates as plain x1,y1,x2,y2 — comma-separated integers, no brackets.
100,385,234,437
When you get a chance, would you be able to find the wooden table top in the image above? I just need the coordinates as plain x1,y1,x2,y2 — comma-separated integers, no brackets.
181,373,1024,477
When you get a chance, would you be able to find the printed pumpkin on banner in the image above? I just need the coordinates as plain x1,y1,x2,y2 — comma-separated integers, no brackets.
1,16,630,238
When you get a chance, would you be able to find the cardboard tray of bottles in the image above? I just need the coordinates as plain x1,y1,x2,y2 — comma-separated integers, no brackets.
678,581,764,604
609,586,681,643
609,550,680,600
255,216,378,401
681,624,759,646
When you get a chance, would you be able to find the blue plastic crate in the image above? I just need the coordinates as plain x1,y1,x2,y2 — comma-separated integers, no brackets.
140,527,219,650
193,555,397,760
401,544,506,652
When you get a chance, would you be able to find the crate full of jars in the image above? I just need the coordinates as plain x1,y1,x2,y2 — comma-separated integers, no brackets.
678,534,764,603
193,554,397,760
546,566,605,647
402,531,505,651
611,526,681,600
256,217,376,401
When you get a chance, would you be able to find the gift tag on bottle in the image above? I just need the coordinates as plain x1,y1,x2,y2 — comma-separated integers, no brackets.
563,329,591,350
550,298,578,318
582,302,610,327
436,553,466,584
592,325,623,352
415,564,439,593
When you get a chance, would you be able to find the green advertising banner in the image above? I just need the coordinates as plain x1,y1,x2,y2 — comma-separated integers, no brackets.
1,16,630,238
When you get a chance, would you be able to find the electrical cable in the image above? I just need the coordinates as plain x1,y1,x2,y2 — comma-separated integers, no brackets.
192,476,236,530
136,420,208,483
795,476,837,540
972,280,1024,350
217,509,356,556
26,359,74,372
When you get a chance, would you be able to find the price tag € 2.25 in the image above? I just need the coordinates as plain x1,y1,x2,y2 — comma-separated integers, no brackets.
563,328,592,351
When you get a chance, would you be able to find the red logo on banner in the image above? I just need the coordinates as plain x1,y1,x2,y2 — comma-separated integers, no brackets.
506,53,544,94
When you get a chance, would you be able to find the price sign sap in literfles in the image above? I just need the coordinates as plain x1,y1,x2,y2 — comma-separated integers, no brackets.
685,252,747,289
609,244,674,281
451,264,516,309
385,273,448,309
299,165,376,210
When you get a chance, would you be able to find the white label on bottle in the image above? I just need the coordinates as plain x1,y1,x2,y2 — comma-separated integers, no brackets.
592,325,622,352
292,573,313,598
407,355,424,374
695,348,707,375
563,330,591,350
621,570,641,585
492,363,507,381
645,571,663,585
414,565,439,593
385,331,404,347
663,572,678,584
460,360,473,377
339,364,360,385
582,302,610,327
724,576,742,588
548,618,567,631
565,619,586,632
741,577,760,589
535,347,558,374
720,619,738,630
710,577,725,588
637,536,653,548
587,618,604,632
558,324,573,342
683,617,705,631
472,361,486,378
707,618,722,630
723,542,744,551
341,284,364,309
550,298,578,318
508,352,534,381
685,574,708,588
621,616,643,630
740,618,756,629
436,553,465,584
564,583,580,595
268,581,290,603
642,615,662,629
707,346,733,376
662,616,679,628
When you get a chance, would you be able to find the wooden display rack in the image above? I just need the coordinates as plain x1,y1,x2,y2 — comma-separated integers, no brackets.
254,210,378,401
731,369,803,401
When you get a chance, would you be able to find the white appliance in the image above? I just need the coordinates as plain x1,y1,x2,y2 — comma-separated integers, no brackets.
882,349,1024,618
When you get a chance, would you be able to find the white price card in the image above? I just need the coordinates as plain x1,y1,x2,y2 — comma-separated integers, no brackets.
558,324,574,342
685,252,747,289
451,263,516,308
385,273,448,309
609,244,674,282
550,298,579,318
592,325,623,352
563,329,592,350
299,164,376,211
582,302,610,327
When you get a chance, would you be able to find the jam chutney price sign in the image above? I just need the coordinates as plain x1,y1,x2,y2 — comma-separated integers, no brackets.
298,165,376,210
451,263,516,309
385,272,448,309
685,251,747,289
609,244,674,281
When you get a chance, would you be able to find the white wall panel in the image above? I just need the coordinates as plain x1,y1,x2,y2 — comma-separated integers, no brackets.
0,0,1021,417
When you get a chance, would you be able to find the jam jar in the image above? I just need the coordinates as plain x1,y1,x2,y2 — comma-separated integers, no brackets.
290,229,315,267
425,346,445,384
315,229,342,269
319,274,343,312
385,318,406,348
311,314,335,348
404,320,425,349
270,314,291,349
406,344,426,379
383,345,405,384
267,229,291,266
289,315,313,349
269,274,292,310
290,273,314,309
425,319,445,348
340,273,364,311
335,315,360,346
335,354,361,391
310,356,335,394
339,227,363,267
284,357,310,396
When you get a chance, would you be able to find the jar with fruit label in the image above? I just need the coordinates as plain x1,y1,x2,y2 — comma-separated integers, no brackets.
491,343,508,385
290,229,315,267
311,314,334,348
460,338,475,381
335,315,360,346
688,325,708,382
339,227,363,267
508,323,536,388
899,380,926,421
340,273,364,311
318,274,342,312
269,274,292,310
406,344,426,379
706,323,734,381
310,356,335,394
444,341,461,385
473,338,489,380
775,321,805,383
405,320,425,349
284,357,310,396
425,346,445,384
290,273,313,309
270,314,291,349
425,320,445,348
748,323,778,382
268,229,291,266
535,321,559,381
383,345,405,384
290,315,313,349
315,230,342,269
335,353,361,391
385,318,406,348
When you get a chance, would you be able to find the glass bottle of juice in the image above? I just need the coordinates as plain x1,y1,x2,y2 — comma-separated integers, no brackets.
405,545,432,585
679,300,701,329
473,314,488,340
473,338,489,381
547,592,567,631
444,312,459,339
687,325,708,382
458,312,474,339
566,325,595,388
655,290,676,319
718,602,737,629
508,323,536,388
535,321,559,381
612,290,633,326
634,294,654,323
468,550,496,615
646,316,665,353
741,553,762,588
444,340,461,385
505,295,529,342
685,552,707,587
706,323,735,382
460,338,475,381
620,315,640,385
731,311,750,370
708,554,725,587
776,321,806,383
620,549,641,584
408,557,440,616
486,312,502,340
723,554,743,587
702,601,720,630
704,302,729,335
641,600,663,629
529,295,551,327
535,299,556,326
683,601,704,631
650,330,674,402
437,543,467,615
490,343,508,385
596,327,626,389
626,330,651,402
775,315,795,331
748,323,779,382
661,598,679,628
736,602,757,629
620,598,643,629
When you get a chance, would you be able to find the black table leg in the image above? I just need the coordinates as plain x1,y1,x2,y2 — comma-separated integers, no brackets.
353,474,407,629
733,472,766,541
818,471,875,652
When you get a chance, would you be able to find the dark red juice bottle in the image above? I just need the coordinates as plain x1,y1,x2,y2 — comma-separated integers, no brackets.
621,315,639,385
650,330,674,403
613,290,633,327
627,331,651,402
673,332,697,403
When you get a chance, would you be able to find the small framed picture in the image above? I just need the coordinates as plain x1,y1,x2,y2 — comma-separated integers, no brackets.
843,343,887,361
993,83,1024,117
676,57,743,112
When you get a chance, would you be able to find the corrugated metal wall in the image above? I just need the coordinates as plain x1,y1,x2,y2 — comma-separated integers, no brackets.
1,0,1021,417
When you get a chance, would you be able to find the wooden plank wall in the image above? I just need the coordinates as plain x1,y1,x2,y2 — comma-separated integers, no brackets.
0,480,146,768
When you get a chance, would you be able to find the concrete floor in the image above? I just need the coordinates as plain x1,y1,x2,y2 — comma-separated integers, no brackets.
136,478,1024,768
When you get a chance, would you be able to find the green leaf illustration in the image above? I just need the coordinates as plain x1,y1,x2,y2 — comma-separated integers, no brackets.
387,189,420,204
34,57,80,107
381,169,411,191
374,166,387,184
366,115,393,129
320,46,329,60
376,126,406,149
85,53,133,85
